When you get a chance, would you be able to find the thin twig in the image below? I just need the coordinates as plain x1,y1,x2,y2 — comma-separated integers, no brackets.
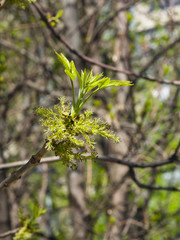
140,37,180,75
90,0,141,43
129,167,180,192
0,39,40,63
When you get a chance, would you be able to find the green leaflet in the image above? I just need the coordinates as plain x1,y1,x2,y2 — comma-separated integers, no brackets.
55,51,70,70
55,51,133,117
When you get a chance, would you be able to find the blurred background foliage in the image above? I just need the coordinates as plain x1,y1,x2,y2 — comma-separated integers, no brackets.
0,0,180,239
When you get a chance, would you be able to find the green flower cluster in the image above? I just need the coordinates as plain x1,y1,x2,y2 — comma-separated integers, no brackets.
36,98,119,168
36,52,132,167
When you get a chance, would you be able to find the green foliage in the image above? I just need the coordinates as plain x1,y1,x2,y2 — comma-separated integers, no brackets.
10,0,36,9
0,52,7,92
36,97,119,168
0,52,7,74
147,189,180,240
54,51,132,118
35,52,132,167
46,10,63,27
14,206,46,240
93,213,107,239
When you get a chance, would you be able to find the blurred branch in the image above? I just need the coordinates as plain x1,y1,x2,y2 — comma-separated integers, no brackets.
0,82,24,104
0,39,54,78
0,228,19,238
90,0,141,44
0,142,179,193
0,156,60,170
99,149,180,168
0,142,48,192
0,39,40,63
129,167,180,192
1,142,179,170
67,0,106,38
0,0,8,10
32,2,180,86
140,36,180,75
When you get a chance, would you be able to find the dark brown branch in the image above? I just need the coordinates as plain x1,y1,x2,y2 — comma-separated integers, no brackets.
0,142,48,192
32,2,180,86
129,167,180,192
99,151,180,168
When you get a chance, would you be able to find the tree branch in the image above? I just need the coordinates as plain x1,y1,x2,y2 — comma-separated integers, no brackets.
0,141,179,192
0,228,19,238
32,2,180,86
0,39,41,63
0,156,60,170
0,142,48,192
129,167,180,192
89,0,141,44
0,149,179,170
140,36,180,75
0,0,8,10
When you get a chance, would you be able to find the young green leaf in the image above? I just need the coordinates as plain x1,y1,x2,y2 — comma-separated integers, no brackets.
65,69,76,81
56,10,63,19
55,51,133,118
100,80,133,89
55,51,70,70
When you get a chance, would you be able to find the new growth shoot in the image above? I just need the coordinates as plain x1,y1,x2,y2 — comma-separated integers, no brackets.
36,52,133,168
54,51,132,118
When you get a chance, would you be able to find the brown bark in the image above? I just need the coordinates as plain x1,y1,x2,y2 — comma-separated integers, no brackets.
0,102,11,239
0,171,11,240
105,1,133,239
67,167,92,240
